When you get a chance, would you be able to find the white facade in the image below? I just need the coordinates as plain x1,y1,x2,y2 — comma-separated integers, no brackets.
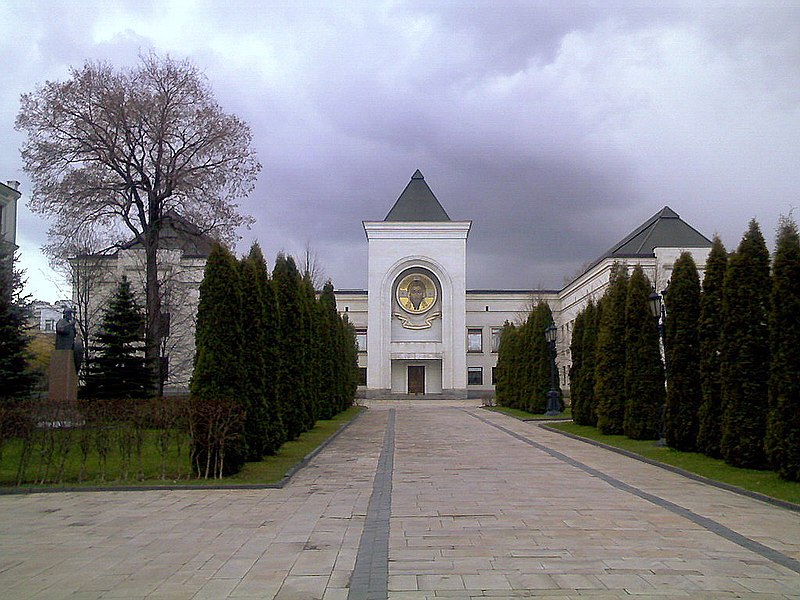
0,180,20,248
335,173,713,399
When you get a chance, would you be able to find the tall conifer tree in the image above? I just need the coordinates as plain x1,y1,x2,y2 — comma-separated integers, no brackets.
623,265,664,440
191,243,246,475
318,282,339,420
595,263,629,434
697,236,728,457
766,217,800,480
273,254,308,439
664,252,702,450
720,220,770,468
0,246,33,401
249,245,286,454
568,309,586,421
84,276,152,399
575,299,600,426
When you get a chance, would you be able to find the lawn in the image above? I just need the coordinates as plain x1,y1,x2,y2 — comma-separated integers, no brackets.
548,422,800,506
485,405,572,421
0,406,363,489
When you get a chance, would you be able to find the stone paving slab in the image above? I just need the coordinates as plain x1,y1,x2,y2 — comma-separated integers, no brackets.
0,400,798,599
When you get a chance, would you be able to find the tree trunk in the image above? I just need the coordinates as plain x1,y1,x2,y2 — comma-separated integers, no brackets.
145,202,162,396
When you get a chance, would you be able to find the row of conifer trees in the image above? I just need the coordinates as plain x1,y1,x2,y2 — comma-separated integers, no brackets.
570,218,800,481
190,243,359,477
494,302,561,413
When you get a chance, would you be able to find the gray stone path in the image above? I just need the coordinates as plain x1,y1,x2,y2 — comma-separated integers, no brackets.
1,401,799,599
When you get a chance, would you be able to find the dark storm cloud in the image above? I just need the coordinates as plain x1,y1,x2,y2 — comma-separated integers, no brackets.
2,1,800,298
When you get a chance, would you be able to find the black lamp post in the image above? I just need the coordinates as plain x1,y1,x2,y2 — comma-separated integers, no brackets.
648,288,668,445
544,322,561,416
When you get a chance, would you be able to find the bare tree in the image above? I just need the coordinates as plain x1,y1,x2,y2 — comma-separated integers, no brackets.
16,52,260,391
302,242,327,290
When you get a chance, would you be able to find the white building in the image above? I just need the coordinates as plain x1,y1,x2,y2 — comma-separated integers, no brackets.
0,179,20,249
335,171,712,399
71,213,213,393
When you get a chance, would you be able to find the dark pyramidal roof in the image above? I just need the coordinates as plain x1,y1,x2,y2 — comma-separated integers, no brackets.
605,206,712,258
384,170,451,222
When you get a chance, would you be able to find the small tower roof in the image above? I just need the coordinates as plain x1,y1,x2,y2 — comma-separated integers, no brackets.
384,170,451,222
606,206,711,257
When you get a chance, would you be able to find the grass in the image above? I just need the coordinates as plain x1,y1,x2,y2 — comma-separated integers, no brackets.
485,405,572,421
1,406,363,489
548,422,800,506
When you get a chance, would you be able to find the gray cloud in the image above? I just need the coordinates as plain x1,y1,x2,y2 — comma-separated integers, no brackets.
2,0,799,299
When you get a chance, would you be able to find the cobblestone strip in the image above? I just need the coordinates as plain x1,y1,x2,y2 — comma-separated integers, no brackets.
468,409,800,576
348,408,395,600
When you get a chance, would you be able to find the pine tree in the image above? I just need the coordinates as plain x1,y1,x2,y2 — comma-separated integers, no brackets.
720,220,770,469
191,243,246,476
84,276,153,399
697,236,728,457
663,252,702,450
623,264,664,440
338,314,359,412
533,302,559,413
272,254,309,439
765,217,800,480
595,263,629,434
0,245,33,402
299,273,320,430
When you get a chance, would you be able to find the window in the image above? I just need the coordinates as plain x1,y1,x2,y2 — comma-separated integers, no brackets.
44,319,55,332
356,329,367,352
358,367,367,386
468,366,483,386
492,367,497,385
467,328,483,353
491,327,502,352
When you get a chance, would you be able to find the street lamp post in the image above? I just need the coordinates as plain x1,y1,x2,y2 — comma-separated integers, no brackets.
648,288,668,446
544,323,561,416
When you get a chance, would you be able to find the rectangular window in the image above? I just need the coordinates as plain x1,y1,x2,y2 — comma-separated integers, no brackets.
467,328,483,353
44,319,54,332
491,327,502,352
492,366,497,385
358,367,367,386
468,366,483,386
356,329,367,353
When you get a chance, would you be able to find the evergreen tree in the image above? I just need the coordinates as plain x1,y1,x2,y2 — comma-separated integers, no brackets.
595,263,629,434
494,321,515,407
238,249,270,460
663,252,702,450
338,314,359,412
697,236,728,457
191,243,246,476
568,309,586,421
251,245,286,454
575,299,600,426
299,273,320,429
0,245,33,401
532,302,559,413
317,282,339,420
765,217,800,480
720,220,770,469
84,276,153,399
623,264,664,440
273,254,309,439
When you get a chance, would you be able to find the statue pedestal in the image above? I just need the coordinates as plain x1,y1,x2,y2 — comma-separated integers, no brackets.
48,349,78,401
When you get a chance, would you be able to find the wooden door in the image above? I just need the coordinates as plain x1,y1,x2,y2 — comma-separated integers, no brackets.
408,366,425,394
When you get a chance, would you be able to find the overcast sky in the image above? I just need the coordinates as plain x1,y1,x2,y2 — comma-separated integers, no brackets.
2,1,799,302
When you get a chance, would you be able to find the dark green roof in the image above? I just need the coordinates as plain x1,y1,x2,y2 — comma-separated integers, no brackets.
606,206,711,257
385,170,451,222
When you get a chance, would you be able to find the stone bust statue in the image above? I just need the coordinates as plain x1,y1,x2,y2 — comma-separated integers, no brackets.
55,308,77,350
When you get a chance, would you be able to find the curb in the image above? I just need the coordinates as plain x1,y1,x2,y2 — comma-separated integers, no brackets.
541,423,800,514
0,407,366,495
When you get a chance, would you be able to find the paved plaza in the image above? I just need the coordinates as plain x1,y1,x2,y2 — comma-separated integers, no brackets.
1,401,799,599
